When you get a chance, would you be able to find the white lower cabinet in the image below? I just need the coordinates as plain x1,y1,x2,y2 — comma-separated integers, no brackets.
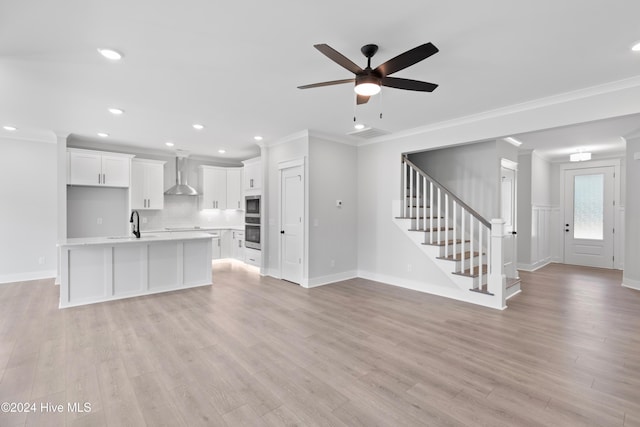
244,247,261,267
232,230,244,260
211,235,222,260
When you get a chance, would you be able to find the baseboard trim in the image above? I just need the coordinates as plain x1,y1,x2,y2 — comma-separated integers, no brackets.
0,270,57,285
304,270,358,288
622,276,640,291
517,259,551,272
356,270,506,310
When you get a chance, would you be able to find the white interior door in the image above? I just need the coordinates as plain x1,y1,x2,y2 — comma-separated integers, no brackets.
500,163,518,279
563,166,614,268
280,165,304,284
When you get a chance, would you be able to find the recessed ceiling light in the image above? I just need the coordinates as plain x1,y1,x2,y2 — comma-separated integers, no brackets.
504,137,523,147
254,135,263,141
632,41,640,52
218,149,226,154
165,142,174,147
354,123,365,130
108,108,124,115
97,48,123,61
193,124,204,130
3,125,17,131
97,132,109,138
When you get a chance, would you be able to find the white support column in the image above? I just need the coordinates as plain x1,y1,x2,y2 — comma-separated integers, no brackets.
488,219,507,309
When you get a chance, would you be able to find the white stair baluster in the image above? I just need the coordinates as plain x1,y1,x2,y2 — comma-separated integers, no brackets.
470,217,475,285
453,201,457,260
479,222,483,287
429,182,434,244
460,210,465,273
423,175,427,230
444,194,449,258
437,187,441,245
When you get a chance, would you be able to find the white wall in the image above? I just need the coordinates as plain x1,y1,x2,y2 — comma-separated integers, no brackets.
308,136,358,284
0,136,57,283
357,79,640,293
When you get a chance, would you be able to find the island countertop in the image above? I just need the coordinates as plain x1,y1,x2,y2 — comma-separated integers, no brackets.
58,231,213,247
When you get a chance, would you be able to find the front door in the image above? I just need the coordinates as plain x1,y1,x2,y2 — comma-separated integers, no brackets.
563,166,615,268
280,164,304,284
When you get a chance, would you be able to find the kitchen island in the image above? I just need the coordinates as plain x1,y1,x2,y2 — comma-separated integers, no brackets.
57,232,212,308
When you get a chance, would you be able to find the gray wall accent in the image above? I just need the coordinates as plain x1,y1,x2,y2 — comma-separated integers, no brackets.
67,186,128,238
308,136,358,280
408,140,513,220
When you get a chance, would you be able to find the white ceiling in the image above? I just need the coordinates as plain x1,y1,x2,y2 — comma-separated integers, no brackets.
2,1,640,159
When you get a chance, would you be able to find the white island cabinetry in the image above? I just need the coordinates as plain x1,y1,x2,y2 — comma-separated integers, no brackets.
58,232,212,308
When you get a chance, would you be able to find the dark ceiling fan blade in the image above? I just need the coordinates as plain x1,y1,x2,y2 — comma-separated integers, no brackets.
356,94,370,105
381,77,438,92
314,44,363,75
298,78,355,89
374,42,439,77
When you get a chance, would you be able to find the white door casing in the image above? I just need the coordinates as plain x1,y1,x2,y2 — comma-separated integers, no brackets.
500,159,518,279
279,161,304,284
563,166,615,268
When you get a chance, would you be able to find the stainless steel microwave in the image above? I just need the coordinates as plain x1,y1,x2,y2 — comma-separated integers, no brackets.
245,195,260,216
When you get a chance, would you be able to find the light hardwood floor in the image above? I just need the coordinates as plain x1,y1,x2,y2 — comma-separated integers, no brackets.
1,262,639,426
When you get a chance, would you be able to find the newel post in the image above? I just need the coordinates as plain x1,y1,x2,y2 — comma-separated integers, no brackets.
488,219,507,309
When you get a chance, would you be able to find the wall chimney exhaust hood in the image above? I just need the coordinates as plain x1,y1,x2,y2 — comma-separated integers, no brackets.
165,152,198,196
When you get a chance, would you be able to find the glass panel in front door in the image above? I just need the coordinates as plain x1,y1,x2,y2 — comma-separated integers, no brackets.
573,173,604,240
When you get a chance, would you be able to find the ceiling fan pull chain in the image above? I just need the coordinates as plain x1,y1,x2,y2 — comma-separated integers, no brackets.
379,88,383,119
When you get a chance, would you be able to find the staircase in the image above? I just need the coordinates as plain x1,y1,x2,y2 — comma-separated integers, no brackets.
393,155,521,309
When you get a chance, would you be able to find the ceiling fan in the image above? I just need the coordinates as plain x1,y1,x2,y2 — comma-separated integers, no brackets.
298,43,439,104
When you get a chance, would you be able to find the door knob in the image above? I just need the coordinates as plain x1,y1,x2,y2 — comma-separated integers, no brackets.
280,230,285,234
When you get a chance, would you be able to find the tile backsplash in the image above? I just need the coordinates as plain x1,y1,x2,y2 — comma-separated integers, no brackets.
139,195,244,231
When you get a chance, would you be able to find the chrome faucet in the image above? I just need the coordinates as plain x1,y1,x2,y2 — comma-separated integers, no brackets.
130,210,141,238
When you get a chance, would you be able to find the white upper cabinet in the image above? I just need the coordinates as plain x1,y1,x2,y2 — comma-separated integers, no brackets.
68,148,133,187
199,166,227,209
131,159,166,210
199,166,243,210
242,157,261,192
226,168,243,210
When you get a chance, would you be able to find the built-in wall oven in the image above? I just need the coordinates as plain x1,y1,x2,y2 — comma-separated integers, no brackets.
245,196,261,250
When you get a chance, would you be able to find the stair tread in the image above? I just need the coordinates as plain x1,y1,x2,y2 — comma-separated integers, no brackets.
469,284,494,296
396,216,443,220
423,239,470,247
452,264,488,278
408,227,453,232
437,251,481,261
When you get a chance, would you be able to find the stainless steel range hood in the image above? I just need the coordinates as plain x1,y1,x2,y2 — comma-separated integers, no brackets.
164,154,198,196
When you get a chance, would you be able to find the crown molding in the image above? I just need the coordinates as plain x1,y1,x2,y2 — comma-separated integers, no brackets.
359,74,640,146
